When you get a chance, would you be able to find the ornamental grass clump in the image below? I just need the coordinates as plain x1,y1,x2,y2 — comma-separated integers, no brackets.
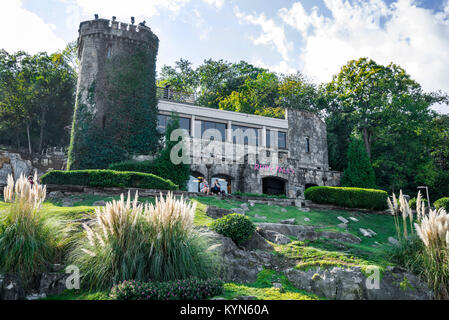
387,191,449,299
0,173,59,286
71,192,218,290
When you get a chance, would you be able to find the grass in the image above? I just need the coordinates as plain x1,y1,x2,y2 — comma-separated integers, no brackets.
0,192,405,300
217,269,323,300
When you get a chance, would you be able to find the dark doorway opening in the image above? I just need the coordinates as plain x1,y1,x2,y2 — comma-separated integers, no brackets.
305,183,318,190
263,177,286,196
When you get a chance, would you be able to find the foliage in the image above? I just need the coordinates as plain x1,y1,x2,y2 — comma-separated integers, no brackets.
409,197,428,210
210,213,256,245
69,192,218,290
304,186,388,210
109,114,191,190
388,192,449,299
341,138,376,188
0,49,76,153
40,170,178,190
0,174,61,286
68,47,160,170
324,57,447,193
110,278,224,300
434,198,449,211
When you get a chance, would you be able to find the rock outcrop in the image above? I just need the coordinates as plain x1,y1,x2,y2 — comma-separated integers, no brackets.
285,266,433,300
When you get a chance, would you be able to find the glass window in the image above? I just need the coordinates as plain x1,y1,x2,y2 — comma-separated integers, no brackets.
233,125,259,146
306,137,310,153
201,121,226,142
157,115,191,135
279,132,287,149
266,130,286,149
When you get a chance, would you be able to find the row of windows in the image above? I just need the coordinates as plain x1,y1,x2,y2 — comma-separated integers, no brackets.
157,115,289,149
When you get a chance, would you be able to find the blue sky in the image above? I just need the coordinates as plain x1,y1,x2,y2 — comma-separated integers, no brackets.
1,0,448,113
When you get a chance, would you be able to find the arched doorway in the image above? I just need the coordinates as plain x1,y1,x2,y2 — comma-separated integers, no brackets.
211,174,232,194
305,183,318,190
187,171,205,193
262,177,286,196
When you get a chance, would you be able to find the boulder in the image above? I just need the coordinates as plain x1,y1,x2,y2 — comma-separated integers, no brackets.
0,274,25,300
359,228,372,238
285,266,433,300
48,191,64,199
240,231,273,251
206,206,233,219
388,237,400,246
231,208,246,215
280,218,296,225
240,203,249,212
320,232,362,244
299,208,310,213
255,214,267,220
257,223,319,241
281,208,287,213
304,218,311,222
337,223,348,230
0,151,34,186
258,229,292,245
337,216,349,224
349,217,359,222
39,272,67,297
92,200,107,207
198,228,273,283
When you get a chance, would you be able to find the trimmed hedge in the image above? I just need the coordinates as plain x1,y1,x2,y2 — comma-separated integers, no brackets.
304,186,388,211
210,214,256,245
40,170,178,190
434,197,449,211
110,278,224,300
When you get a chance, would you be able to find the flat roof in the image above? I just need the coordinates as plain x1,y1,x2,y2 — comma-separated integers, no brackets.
158,100,288,130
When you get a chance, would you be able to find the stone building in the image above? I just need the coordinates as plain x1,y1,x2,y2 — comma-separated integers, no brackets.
70,16,340,198
157,99,341,199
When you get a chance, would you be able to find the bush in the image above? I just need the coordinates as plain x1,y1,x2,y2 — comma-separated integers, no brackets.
110,278,224,300
304,186,388,210
409,197,429,210
70,192,218,290
434,197,449,211
40,170,178,190
210,214,256,245
0,174,61,286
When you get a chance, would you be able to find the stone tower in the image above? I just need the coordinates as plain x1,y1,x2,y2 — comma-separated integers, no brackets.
68,17,160,169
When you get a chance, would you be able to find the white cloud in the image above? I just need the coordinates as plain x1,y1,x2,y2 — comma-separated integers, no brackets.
279,0,449,113
234,6,292,61
252,59,296,75
201,0,224,9
0,0,66,54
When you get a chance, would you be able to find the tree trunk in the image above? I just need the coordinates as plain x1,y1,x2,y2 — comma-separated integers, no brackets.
26,123,32,155
362,127,371,159
38,109,46,154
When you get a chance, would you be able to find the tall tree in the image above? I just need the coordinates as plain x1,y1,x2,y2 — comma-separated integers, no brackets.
341,138,376,189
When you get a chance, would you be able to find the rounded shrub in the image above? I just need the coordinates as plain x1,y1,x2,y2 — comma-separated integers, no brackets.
40,169,178,190
434,197,449,211
304,186,388,211
210,213,256,245
110,278,224,300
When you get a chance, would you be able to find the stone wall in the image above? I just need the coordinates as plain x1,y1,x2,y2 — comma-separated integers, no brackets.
0,148,67,186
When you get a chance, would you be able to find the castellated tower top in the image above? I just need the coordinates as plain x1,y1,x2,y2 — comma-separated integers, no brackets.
77,17,159,59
